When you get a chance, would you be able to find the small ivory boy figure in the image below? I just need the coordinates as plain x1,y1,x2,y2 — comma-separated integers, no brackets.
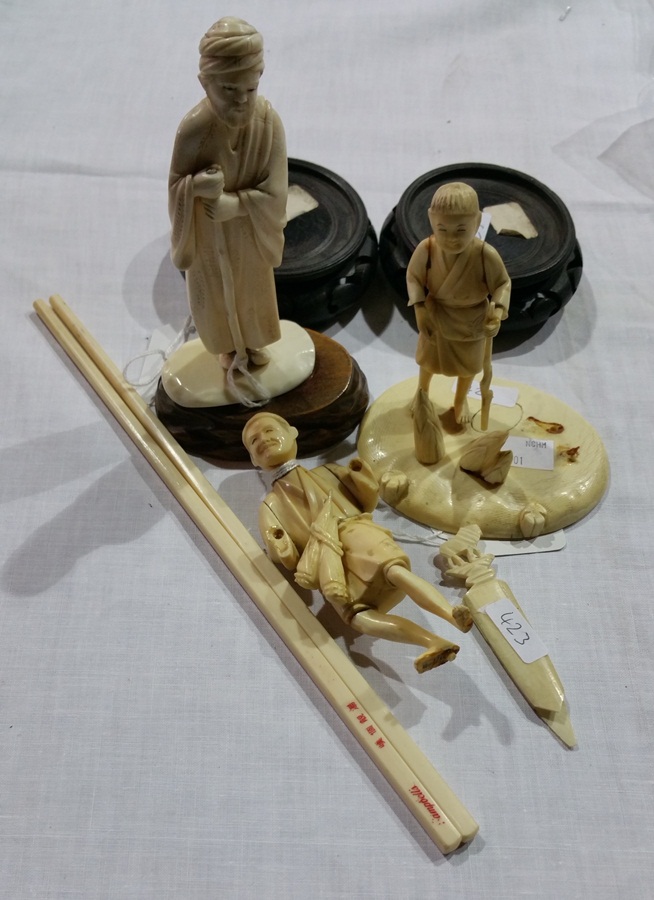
243,412,473,674
407,182,511,445
168,18,287,380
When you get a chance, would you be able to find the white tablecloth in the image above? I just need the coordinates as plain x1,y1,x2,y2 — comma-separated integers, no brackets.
2,2,652,897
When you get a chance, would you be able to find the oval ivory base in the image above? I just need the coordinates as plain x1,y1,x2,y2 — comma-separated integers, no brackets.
161,321,316,409
357,376,609,539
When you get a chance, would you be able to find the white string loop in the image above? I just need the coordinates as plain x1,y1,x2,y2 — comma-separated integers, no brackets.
122,316,195,388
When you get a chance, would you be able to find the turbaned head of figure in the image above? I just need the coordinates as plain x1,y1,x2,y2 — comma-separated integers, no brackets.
198,17,265,129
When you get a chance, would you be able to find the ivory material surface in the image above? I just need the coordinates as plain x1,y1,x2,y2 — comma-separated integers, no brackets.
160,321,315,408
358,376,609,539
407,182,510,429
440,526,576,748
459,430,513,484
7,5,654,894
33,296,478,855
242,412,473,675
168,18,288,372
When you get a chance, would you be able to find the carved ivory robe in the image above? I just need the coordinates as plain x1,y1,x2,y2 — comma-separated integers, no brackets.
407,236,510,377
169,96,287,355
259,464,410,623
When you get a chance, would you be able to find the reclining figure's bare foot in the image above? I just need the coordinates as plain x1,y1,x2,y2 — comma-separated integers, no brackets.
414,642,459,673
452,604,473,632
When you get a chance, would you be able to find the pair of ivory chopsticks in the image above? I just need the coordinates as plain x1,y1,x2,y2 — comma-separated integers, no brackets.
33,295,478,854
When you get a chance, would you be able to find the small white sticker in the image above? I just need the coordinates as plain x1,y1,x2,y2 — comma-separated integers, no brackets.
503,435,554,470
465,381,519,408
482,597,548,663
476,211,492,241
286,184,319,221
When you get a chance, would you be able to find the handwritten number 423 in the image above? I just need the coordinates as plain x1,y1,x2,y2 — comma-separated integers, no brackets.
500,611,531,645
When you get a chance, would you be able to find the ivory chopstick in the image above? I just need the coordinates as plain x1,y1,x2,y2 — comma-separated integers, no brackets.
46,294,478,840
34,295,478,852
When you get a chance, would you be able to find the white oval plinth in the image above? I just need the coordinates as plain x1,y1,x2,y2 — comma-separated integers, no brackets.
161,320,316,408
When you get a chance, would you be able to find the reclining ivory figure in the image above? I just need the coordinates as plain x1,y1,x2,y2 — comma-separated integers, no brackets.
243,412,472,673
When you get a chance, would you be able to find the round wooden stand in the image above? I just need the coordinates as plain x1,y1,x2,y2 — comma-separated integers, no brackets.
155,329,369,461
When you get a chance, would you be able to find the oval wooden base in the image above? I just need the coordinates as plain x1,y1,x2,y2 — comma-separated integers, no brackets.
357,377,609,539
155,330,369,462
